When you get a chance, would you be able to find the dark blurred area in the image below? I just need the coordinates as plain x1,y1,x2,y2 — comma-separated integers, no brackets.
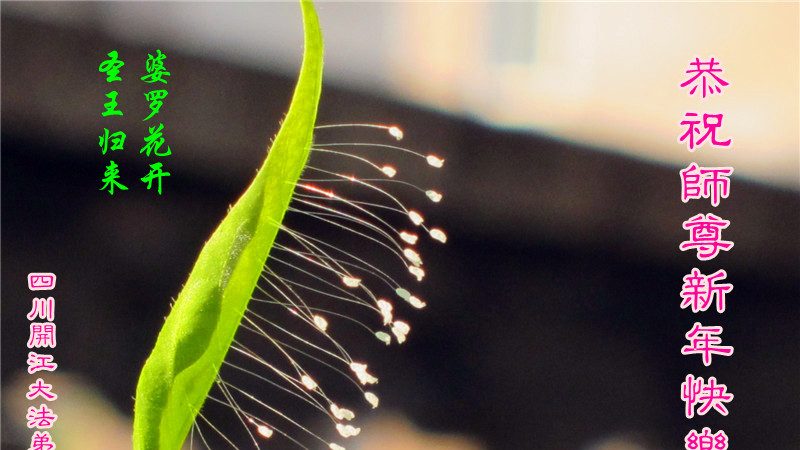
2,7,799,450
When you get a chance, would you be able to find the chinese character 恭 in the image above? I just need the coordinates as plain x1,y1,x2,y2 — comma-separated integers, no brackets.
685,428,729,450
679,213,733,260
681,322,734,366
27,352,58,374
679,113,731,151
26,378,58,401
100,160,129,196
680,57,729,98
141,162,171,195
27,323,57,349
681,374,734,418
98,50,124,83
143,89,168,121
27,297,55,321
681,268,732,313
141,49,171,84
27,273,56,291
98,128,127,155
140,123,172,157
680,163,733,207
26,404,58,429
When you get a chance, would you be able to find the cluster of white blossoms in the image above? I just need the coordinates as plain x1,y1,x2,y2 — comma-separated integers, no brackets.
191,124,446,450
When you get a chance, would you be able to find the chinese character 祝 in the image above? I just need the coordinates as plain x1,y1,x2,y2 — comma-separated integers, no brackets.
680,163,733,207
680,57,729,98
680,213,733,261
679,113,731,151
681,322,734,366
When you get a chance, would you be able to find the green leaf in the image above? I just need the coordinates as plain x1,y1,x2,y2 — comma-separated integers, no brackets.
132,2,323,449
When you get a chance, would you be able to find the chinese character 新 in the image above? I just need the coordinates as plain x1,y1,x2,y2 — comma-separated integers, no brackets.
681,268,733,313
679,113,731,151
680,163,733,207
681,374,734,418
680,57,729,98
680,213,733,261
681,322,734,366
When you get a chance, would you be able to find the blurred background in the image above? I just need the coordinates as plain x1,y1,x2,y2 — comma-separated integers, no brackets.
2,2,798,450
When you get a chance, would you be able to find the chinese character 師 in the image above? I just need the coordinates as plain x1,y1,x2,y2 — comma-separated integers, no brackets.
681,374,734,418
141,162,171,195
679,113,731,151
27,273,56,291
680,163,733,207
680,213,733,260
27,352,58,374
140,123,172,157
681,268,732,313
680,57,729,98
26,404,57,429
681,322,734,366
685,428,729,450
27,378,58,401
29,431,56,450
143,89,168,121
100,160,129,196
141,49,171,84
98,128,127,155
98,50,124,82
27,297,55,321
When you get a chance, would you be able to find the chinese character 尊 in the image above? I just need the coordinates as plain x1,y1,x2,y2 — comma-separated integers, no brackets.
28,273,56,291
679,113,731,151
29,431,56,450
100,160,129,196
26,404,58,429
681,374,734,418
681,268,732,313
685,428,729,450
27,352,58,374
680,163,733,207
141,49,171,84
681,322,734,366
679,213,733,261
143,89,168,121
27,378,58,401
680,57,729,98
102,91,123,117
98,50,125,83
141,162,171,195
27,297,55,321
27,322,57,349
140,123,172,157
98,128,127,155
